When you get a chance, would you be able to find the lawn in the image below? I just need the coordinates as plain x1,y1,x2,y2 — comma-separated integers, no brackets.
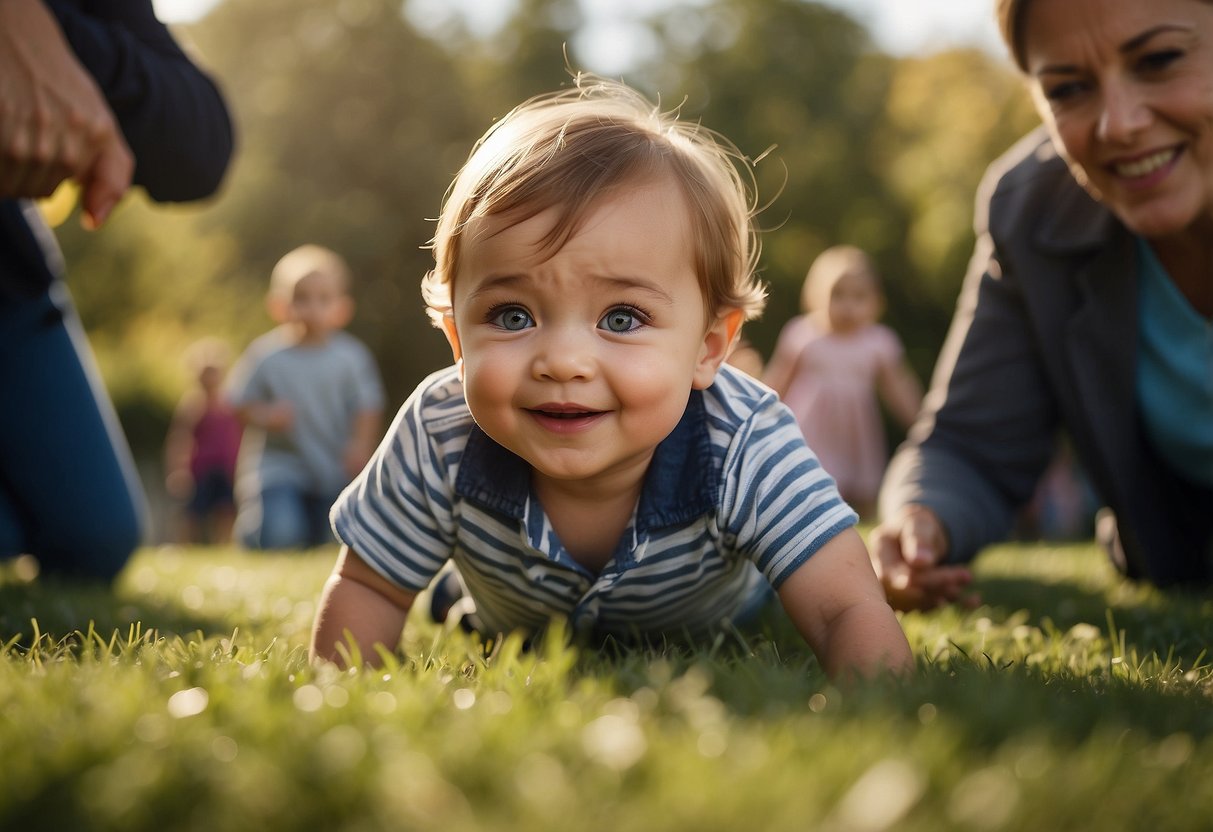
1,541,1210,832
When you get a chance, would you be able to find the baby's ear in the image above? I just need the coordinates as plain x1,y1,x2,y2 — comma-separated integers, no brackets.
692,308,744,390
441,314,462,363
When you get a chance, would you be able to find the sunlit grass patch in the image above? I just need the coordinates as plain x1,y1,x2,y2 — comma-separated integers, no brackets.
1,542,1211,831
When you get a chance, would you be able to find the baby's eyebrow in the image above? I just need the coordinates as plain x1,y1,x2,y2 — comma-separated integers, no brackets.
595,275,675,305
465,273,677,305
464,273,528,301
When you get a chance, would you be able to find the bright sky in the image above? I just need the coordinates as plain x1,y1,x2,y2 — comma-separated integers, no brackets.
154,0,1004,63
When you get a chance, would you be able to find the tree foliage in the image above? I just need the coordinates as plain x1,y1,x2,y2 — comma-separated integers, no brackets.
55,0,1039,461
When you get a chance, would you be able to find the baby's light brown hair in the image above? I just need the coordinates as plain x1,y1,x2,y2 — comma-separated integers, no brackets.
422,75,767,327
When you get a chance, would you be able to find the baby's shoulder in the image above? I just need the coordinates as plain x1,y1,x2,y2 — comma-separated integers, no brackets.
703,364,782,428
402,365,476,438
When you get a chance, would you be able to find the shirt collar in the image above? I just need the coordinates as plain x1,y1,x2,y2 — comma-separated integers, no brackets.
454,391,717,530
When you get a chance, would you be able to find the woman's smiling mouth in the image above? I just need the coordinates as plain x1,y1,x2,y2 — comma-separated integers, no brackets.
1111,146,1181,180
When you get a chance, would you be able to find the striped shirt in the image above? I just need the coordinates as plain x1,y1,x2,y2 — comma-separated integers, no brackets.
331,364,857,640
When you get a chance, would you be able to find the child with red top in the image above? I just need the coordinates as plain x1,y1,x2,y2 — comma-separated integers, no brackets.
164,338,243,544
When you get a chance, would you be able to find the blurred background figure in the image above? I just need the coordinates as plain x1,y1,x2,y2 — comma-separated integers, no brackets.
0,0,232,580
164,338,242,545
228,245,385,551
764,245,923,517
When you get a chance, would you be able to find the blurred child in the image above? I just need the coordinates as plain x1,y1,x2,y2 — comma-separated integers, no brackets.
763,246,922,518
164,338,242,545
310,77,912,680
228,245,385,550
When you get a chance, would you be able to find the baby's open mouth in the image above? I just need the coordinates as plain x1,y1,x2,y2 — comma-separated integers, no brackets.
529,408,601,419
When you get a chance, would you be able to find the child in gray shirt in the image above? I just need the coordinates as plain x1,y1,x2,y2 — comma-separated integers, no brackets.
228,245,385,549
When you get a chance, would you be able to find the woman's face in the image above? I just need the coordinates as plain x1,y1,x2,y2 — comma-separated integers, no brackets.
1024,0,1213,238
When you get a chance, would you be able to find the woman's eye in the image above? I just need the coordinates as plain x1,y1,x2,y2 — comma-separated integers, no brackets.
491,306,534,331
599,307,643,333
1043,80,1086,103
1140,49,1183,73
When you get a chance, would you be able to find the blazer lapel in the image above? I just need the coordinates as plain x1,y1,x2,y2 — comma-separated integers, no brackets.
1063,234,1139,513
1034,172,1141,543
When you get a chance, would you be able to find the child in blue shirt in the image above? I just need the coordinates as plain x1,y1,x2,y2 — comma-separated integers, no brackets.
228,245,385,550
311,77,912,679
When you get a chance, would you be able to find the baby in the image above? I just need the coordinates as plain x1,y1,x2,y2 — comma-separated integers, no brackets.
311,77,911,679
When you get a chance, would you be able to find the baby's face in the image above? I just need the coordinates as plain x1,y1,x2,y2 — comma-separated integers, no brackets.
446,177,731,490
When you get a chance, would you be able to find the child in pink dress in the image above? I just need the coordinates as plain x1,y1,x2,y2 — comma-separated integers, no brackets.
164,338,243,544
763,246,922,517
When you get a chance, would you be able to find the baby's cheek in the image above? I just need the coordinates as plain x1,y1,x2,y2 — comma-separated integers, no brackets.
462,360,520,426
615,365,694,430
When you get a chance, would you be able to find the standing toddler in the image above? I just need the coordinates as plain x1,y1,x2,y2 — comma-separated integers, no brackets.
164,338,242,544
228,245,385,550
764,246,923,517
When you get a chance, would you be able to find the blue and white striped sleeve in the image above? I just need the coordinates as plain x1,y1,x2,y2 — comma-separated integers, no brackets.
716,390,858,588
330,374,459,591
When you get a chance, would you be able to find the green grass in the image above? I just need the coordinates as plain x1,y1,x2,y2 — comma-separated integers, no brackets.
2,541,1211,832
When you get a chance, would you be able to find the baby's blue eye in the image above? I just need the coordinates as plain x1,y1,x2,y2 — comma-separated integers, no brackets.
492,306,534,331
599,307,640,333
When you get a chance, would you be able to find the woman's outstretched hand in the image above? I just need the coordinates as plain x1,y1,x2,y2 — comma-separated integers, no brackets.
869,505,978,611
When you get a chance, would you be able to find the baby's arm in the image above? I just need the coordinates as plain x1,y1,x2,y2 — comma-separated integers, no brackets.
311,546,416,668
777,527,914,680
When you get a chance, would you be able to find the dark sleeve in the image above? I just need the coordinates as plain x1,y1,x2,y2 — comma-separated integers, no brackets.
45,0,234,202
878,144,1059,562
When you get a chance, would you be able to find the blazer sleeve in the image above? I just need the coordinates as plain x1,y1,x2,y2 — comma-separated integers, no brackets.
46,0,234,201
879,141,1060,562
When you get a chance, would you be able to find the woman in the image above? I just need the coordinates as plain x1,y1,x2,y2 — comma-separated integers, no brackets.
0,0,233,580
872,0,1213,609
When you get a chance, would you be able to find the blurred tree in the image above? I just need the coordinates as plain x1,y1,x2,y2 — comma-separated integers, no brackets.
873,47,1039,369
617,1,1037,383
624,0,905,365
460,0,587,108
60,0,488,461
51,0,1040,498
183,0,485,406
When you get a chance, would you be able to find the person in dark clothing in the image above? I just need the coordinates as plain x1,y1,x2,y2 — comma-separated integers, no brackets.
0,0,234,580
871,0,1213,610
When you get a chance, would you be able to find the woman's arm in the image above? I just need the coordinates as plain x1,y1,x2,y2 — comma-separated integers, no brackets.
0,0,133,227
47,0,234,200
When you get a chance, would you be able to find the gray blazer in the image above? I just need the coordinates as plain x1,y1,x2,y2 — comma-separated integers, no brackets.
880,127,1212,586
